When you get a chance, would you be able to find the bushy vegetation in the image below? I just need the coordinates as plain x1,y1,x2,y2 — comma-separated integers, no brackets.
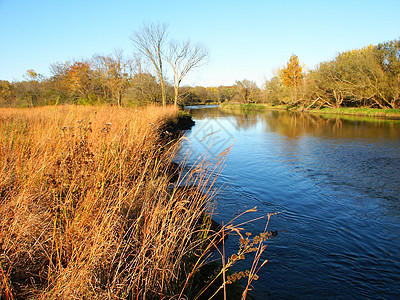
264,38,400,109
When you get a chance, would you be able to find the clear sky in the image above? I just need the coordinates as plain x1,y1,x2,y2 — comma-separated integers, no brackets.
1,0,399,87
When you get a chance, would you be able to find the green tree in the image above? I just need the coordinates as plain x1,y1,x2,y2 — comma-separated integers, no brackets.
330,46,394,108
263,76,285,105
375,39,400,108
218,86,235,103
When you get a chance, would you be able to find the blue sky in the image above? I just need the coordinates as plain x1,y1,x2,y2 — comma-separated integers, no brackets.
1,0,399,87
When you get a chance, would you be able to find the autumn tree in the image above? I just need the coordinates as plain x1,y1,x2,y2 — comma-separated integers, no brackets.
92,50,134,106
49,61,73,102
66,61,93,100
0,80,15,106
131,23,168,106
21,69,46,106
234,79,260,103
281,54,303,103
166,40,209,106
91,55,112,100
125,73,160,105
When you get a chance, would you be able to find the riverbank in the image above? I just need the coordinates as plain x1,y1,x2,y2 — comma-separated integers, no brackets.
221,102,400,119
0,105,226,299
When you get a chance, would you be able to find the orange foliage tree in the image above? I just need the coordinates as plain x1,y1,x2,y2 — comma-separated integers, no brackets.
281,54,303,103
67,61,92,98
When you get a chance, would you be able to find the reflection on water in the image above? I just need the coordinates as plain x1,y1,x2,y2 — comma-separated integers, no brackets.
182,106,400,299
193,106,400,140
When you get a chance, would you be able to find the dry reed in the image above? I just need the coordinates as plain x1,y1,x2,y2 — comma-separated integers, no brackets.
0,105,224,299
0,105,276,300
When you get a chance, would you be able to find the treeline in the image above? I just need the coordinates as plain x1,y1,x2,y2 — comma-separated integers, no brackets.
264,38,400,109
0,50,168,107
1,37,399,109
191,38,400,109
0,63,237,107
0,51,145,107
0,58,241,107
0,23,209,108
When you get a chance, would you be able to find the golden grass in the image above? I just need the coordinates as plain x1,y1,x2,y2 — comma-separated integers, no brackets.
0,105,222,299
0,105,276,299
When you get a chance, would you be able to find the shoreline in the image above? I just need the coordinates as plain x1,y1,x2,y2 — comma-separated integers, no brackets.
220,102,400,120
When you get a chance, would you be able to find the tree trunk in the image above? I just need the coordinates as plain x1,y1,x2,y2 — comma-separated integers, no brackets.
160,76,166,106
174,84,179,106
118,90,122,106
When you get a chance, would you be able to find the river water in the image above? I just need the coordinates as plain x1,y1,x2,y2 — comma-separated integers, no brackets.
179,106,400,299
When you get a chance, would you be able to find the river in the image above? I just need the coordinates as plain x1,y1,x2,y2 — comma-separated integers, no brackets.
179,105,400,299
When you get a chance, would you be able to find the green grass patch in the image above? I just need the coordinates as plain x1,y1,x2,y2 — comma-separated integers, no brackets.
221,102,284,112
310,107,400,119
221,103,400,119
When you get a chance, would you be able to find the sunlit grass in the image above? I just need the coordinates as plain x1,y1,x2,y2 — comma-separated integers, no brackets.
314,107,400,118
222,102,400,119
0,105,276,299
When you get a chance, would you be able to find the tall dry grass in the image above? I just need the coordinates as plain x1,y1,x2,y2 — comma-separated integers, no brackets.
0,105,228,299
0,105,277,300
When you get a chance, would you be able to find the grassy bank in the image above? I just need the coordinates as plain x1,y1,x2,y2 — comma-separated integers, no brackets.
309,107,400,119
0,105,214,299
221,102,400,119
0,105,275,299
221,103,287,112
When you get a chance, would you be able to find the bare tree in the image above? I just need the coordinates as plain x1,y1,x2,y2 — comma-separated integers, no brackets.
167,40,209,106
131,23,168,106
91,55,112,100
91,50,134,106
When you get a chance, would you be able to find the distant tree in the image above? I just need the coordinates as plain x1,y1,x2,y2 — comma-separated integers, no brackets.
91,50,133,106
191,86,208,103
131,22,168,106
25,69,37,81
66,61,92,100
20,69,46,106
375,39,400,108
234,79,260,103
281,54,303,103
125,73,160,105
218,86,235,102
166,40,208,106
49,61,72,102
0,80,15,107
327,46,393,108
263,76,285,105
205,87,220,102
91,55,112,100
